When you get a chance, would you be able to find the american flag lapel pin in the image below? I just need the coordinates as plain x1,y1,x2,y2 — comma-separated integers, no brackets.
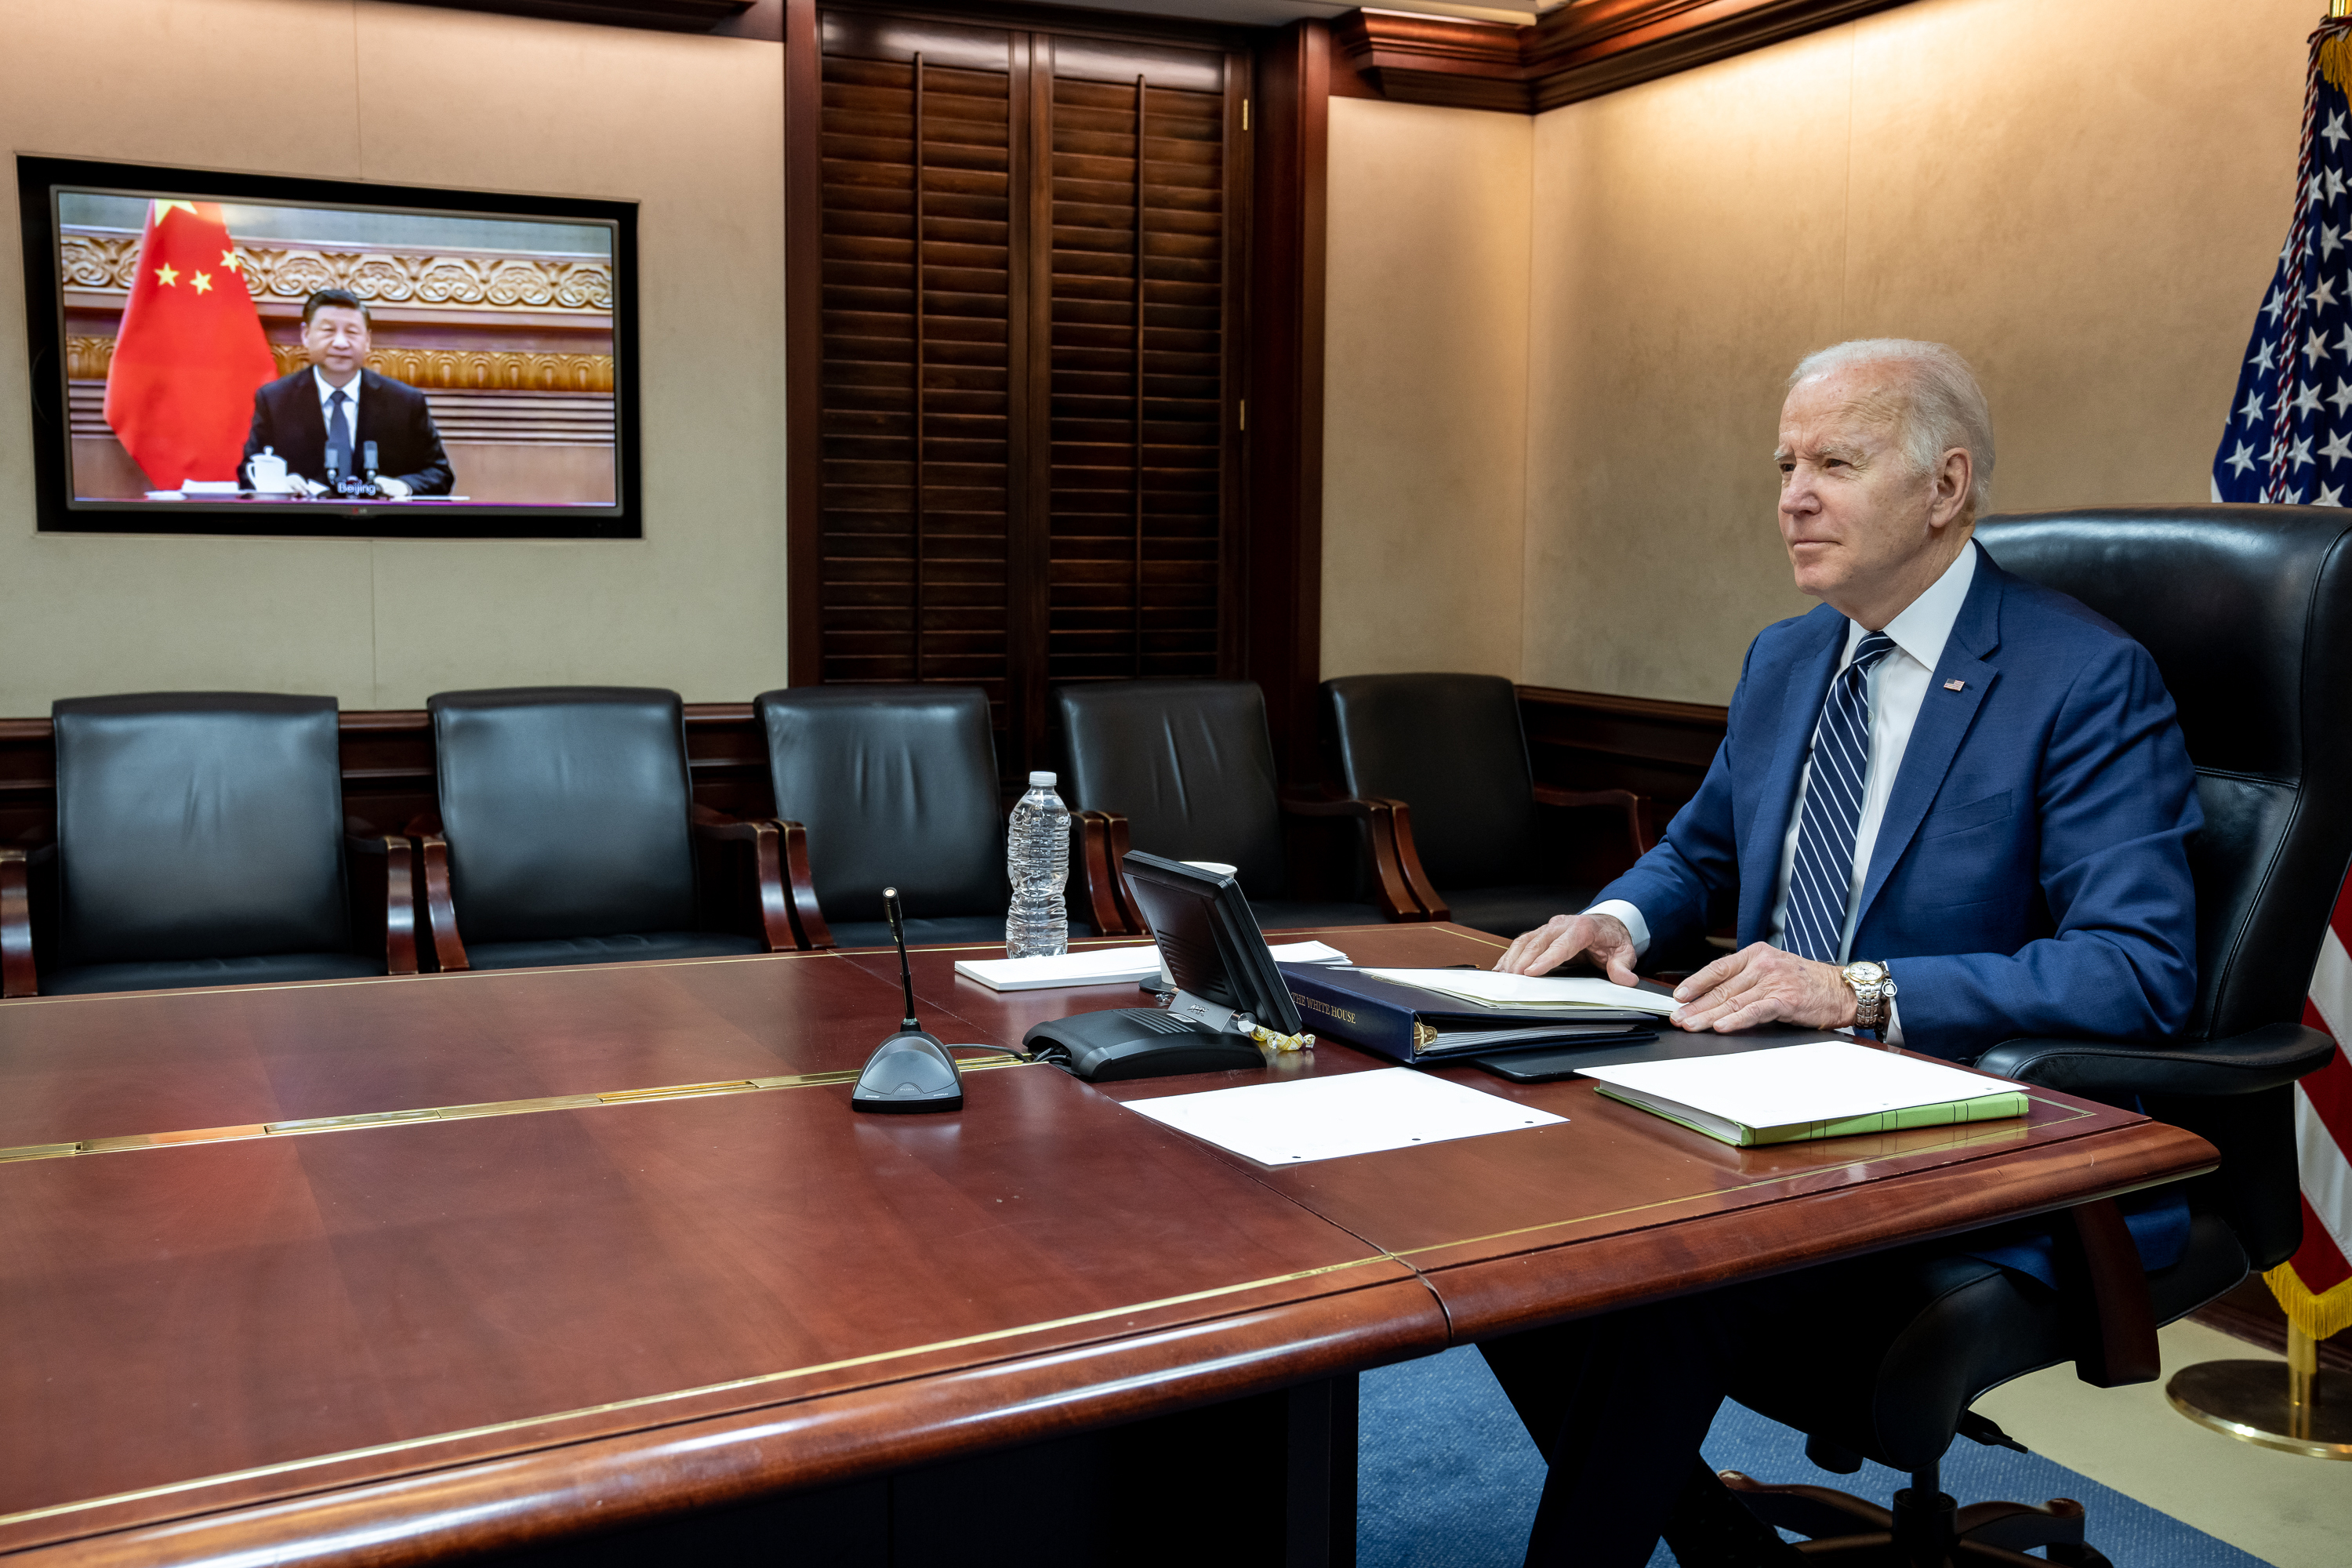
1944,678,1967,691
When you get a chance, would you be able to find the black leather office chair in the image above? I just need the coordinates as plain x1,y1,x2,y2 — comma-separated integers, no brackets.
1711,507,2351,1566
1319,672,1646,938
1054,680,1408,935
412,688,789,972
0,692,416,996
753,685,1012,949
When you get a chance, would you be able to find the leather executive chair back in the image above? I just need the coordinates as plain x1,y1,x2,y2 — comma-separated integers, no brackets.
430,688,699,944
754,685,1004,920
1978,507,2352,1040
1319,673,1540,890
53,692,350,964
1980,506,2352,1271
1054,680,1289,898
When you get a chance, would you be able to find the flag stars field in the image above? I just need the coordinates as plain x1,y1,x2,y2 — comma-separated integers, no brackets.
2216,44,2352,508
153,263,176,287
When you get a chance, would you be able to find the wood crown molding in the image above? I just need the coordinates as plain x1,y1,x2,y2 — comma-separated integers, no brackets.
1333,0,1915,113
388,0,753,31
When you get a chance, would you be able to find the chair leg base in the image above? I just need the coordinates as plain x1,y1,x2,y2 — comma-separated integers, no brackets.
1721,1473,2110,1568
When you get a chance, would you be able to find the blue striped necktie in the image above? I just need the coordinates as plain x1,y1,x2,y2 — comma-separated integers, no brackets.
1782,631,1898,964
327,389,353,476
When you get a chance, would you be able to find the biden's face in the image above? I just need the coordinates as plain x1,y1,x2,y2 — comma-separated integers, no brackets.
1774,365,1942,611
302,305,371,383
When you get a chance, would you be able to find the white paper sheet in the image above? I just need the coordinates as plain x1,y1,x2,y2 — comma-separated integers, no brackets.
955,940,1350,993
1356,968,1679,1015
1575,1040,2013,1127
1123,1066,1566,1164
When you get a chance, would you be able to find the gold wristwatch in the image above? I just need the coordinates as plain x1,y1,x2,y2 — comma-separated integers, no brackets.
1841,959,1896,1032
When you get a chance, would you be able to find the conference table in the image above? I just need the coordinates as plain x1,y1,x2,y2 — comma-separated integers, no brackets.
0,924,2212,1566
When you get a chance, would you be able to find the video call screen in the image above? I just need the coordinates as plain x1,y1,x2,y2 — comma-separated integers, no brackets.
24,159,636,536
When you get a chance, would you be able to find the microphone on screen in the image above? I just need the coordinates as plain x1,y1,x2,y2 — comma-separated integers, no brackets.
851,887,964,1113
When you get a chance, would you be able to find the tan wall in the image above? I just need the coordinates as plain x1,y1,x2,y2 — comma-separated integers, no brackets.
1321,96,1532,683
0,0,785,712
1520,0,2316,704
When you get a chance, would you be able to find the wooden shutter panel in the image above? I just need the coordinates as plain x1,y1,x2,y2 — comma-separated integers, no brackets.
816,20,1015,721
1045,46,1235,688
804,11,1244,775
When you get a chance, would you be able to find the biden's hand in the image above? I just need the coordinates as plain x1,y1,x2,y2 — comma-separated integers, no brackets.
1495,912,1639,985
1668,942,1855,1033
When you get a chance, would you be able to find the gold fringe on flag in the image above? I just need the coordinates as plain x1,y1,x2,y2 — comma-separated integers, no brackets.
2323,31,2352,103
2265,1259,2352,1342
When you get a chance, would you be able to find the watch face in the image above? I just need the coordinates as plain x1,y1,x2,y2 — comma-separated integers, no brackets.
1846,961,1886,985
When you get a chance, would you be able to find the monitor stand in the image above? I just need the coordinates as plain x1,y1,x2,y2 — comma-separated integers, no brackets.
1024,1006,1265,1083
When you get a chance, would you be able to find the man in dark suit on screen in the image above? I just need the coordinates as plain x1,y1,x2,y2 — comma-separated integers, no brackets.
1479,339,2202,1567
242,288,452,498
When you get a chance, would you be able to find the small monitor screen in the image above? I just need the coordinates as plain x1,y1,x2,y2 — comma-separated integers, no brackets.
21,157,637,537
1120,851,1305,1036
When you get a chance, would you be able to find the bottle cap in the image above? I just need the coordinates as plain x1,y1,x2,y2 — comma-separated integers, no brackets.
1029,770,1056,786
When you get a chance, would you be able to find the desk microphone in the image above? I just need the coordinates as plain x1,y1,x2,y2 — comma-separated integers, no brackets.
851,887,964,1112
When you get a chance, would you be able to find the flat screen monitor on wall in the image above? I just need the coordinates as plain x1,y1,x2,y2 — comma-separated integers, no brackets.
16,157,641,539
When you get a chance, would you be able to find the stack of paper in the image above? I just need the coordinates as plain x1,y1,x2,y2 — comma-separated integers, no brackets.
1356,968,1679,1016
1123,1066,1566,1164
1576,1040,2028,1147
955,940,1350,993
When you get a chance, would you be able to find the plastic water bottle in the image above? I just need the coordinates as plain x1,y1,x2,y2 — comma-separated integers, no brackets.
1006,770,1071,958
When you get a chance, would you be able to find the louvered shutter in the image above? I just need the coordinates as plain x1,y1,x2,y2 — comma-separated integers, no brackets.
808,11,1243,774
1045,43,1236,687
817,16,1015,717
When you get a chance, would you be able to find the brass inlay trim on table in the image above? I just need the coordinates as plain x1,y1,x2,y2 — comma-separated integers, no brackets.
0,1058,1029,1164
0,1251,1403,1534
1387,1095,2103,1262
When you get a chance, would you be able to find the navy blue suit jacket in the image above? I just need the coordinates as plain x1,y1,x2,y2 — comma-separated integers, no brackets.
1596,549,2201,1061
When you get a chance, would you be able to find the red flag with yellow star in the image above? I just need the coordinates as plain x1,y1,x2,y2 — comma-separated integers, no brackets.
102,201,278,488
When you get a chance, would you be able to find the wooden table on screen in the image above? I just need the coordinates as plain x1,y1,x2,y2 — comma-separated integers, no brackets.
0,924,2212,1567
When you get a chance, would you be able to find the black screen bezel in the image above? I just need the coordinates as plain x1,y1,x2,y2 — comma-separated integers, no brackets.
1119,851,1305,1036
17,154,641,540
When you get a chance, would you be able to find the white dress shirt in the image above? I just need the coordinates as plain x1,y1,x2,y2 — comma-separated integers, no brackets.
1591,539,1981,1043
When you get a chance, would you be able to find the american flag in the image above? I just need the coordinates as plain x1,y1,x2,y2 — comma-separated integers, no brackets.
2214,20,2352,506
2214,16,2352,1345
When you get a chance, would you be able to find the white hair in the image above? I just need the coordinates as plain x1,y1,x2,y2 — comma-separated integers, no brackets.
1788,339,1995,515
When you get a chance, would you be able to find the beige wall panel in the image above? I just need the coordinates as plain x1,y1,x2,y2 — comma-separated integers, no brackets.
348,2,787,707
1840,0,2313,512
1523,29,1853,706
0,0,376,716
0,0,786,716
1522,0,2320,706
1322,97,1532,683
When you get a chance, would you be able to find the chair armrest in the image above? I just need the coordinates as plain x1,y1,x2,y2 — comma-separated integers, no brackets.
403,815,469,973
1,845,34,999
2055,1198,2161,1388
748,817,833,949
689,811,797,953
1531,784,1652,857
1075,811,1142,936
1279,793,1443,921
343,833,420,976
1975,1022,2337,1101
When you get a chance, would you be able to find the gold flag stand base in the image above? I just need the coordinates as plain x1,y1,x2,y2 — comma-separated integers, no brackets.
2166,1326,2352,1459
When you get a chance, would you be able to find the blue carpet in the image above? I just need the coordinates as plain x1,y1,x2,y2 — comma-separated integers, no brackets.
1358,1345,2273,1568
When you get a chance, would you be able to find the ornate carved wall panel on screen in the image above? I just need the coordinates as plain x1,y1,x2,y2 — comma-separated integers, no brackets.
794,4,1249,778
1332,0,1914,112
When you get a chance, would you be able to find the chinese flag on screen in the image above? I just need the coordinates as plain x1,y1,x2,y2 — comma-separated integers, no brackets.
102,201,278,488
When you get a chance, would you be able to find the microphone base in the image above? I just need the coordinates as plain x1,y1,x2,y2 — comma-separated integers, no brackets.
851,1029,965,1112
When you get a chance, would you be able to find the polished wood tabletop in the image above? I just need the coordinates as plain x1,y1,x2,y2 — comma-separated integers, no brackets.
0,925,2213,1566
